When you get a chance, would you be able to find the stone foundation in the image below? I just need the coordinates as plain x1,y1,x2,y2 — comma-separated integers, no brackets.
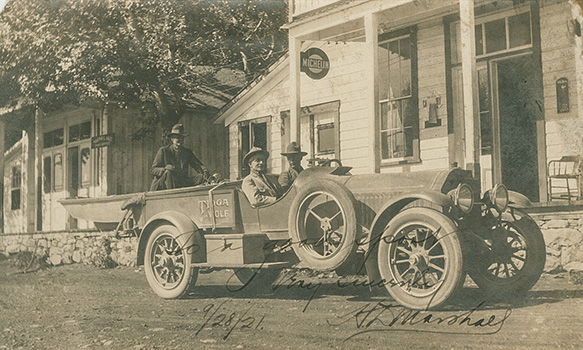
0,230,137,267
532,213,583,274
1,210,583,275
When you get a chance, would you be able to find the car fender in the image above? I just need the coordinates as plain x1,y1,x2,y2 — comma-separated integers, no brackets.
362,191,454,283
508,190,532,208
137,211,205,266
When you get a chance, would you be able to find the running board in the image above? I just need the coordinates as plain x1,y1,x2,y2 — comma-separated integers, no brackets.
191,262,292,269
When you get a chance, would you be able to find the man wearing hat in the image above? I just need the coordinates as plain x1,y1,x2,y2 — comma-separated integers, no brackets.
241,147,282,206
278,141,307,192
150,123,210,191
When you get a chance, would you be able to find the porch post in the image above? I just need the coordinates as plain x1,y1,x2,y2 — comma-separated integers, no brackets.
459,0,480,178
365,13,380,173
289,36,302,144
0,118,4,232
34,107,43,231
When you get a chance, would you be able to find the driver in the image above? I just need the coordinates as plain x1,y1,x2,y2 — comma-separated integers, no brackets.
150,123,210,191
242,147,282,206
278,141,307,192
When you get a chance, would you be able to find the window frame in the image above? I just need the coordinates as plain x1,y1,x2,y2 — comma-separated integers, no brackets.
42,118,93,194
238,116,272,178
11,165,22,210
449,7,533,65
378,27,420,165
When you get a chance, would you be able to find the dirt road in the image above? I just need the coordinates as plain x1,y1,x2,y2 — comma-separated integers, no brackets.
1,258,582,350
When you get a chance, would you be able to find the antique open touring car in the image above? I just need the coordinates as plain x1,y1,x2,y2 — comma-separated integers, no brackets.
60,163,545,310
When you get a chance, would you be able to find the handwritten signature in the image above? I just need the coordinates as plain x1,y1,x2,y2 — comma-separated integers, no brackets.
328,300,512,340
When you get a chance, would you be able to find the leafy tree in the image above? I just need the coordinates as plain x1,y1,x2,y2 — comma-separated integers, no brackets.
0,0,288,133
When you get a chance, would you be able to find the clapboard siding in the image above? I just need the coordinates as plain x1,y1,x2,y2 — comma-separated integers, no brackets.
108,107,160,195
540,1,578,122
546,119,583,160
106,106,226,195
226,42,370,177
539,1,579,165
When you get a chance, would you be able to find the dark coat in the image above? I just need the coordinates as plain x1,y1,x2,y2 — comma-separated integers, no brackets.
150,145,206,190
278,166,303,192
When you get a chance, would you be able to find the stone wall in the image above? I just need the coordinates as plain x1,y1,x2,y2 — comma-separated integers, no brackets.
1,210,583,274
532,212,583,274
0,230,137,267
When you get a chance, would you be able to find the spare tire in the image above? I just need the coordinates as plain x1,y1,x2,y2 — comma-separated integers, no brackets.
288,179,358,271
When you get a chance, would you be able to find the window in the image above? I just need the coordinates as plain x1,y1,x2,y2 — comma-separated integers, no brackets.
378,32,418,161
450,10,532,63
478,68,492,155
316,123,335,155
80,147,91,188
239,117,270,177
43,128,64,148
54,153,63,191
43,157,52,193
11,166,21,210
69,121,91,142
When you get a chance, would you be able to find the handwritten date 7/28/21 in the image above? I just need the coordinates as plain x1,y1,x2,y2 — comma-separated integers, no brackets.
190,301,265,340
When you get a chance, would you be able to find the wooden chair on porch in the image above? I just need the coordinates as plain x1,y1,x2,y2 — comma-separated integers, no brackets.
548,155,583,201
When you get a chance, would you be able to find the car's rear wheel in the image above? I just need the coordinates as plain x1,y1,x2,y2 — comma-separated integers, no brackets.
377,208,464,310
144,224,198,299
467,210,545,296
288,179,358,271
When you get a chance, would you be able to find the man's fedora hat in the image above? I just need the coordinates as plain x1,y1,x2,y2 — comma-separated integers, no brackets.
243,147,269,165
169,123,187,137
281,141,307,156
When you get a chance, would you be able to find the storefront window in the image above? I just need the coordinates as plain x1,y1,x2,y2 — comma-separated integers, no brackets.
508,12,531,48
485,19,506,54
478,69,492,155
54,153,63,191
43,156,52,193
80,147,91,188
317,123,335,155
69,121,91,142
451,10,532,62
11,166,21,210
43,128,64,148
378,34,418,161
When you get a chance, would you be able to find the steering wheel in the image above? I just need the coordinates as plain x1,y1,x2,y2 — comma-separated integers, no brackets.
320,159,343,167
205,172,223,185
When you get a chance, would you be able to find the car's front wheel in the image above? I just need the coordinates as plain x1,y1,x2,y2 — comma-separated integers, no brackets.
144,224,198,299
377,208,464,310
467,210,545,296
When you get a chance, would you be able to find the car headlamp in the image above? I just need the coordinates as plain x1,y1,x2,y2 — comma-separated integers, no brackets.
452,183,474,214
489,184,509,213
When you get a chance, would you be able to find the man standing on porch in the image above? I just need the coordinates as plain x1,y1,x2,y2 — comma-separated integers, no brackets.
149,123,210,191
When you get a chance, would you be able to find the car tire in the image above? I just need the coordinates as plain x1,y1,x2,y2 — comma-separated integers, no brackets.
288,179,358,271
144,224,198,299
467,210,545,296
377,207,464,310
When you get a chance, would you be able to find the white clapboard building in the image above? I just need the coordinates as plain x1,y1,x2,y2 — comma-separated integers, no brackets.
216,0,583,206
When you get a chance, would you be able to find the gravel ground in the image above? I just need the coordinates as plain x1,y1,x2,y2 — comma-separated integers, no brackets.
1,256,582,350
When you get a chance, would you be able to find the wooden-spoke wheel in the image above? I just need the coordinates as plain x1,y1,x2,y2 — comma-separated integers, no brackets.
378,208,464,310
144,225,197,299
468,211,545,295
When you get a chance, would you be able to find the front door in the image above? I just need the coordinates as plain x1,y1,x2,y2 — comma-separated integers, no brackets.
492,54,542,201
